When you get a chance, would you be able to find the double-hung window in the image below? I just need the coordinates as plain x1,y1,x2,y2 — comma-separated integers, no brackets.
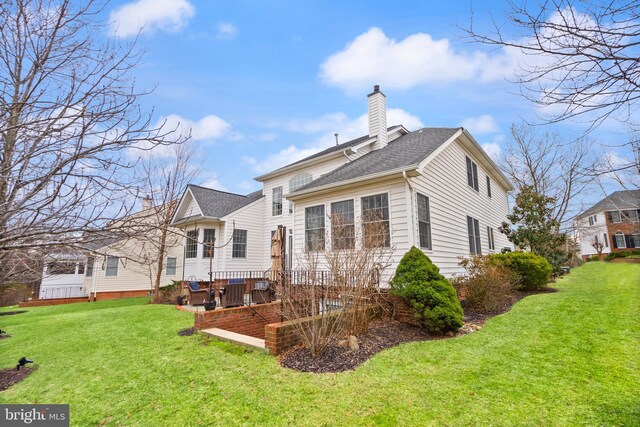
362,194,390,248
614,232,626,248
331,200,355,250
486,176,492,197
105,256,119,277
417,194,432,249
467,216,482,255
232,229,247,258
203,229,215,258
272,186,283,216
305,205,325,251
185,230,197,258
466,156,479,191
166,257,177,275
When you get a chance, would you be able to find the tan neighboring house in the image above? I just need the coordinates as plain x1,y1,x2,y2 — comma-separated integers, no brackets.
83,201,183,301
171,86,514,282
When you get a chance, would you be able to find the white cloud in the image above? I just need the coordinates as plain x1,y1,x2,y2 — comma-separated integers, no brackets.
481,143,502,162
216,22,238,40
199,174,228,192
461,115,499,135
110,0,195,38
320,27,516,92
161,114,231,141
257,132,278,142
246,108,423,173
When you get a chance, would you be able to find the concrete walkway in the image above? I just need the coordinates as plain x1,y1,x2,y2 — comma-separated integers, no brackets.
200,328,267,352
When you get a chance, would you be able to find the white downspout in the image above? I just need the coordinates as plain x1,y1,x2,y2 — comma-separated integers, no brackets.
403,171,416,248
91,256,98,301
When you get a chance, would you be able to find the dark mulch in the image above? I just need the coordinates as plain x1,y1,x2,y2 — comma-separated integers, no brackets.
0,310,27,317
0,334,12,340
280,320,431,373
0,366,35,391
178,327,195,336
281,287,559,373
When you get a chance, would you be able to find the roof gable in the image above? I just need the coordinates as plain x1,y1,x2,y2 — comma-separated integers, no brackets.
578,189,640,218
171,185,263,224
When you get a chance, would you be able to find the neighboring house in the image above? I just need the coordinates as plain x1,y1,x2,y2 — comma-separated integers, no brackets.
39,253,87,299
82,201,184,301
576,189,640,259
171,86,514,281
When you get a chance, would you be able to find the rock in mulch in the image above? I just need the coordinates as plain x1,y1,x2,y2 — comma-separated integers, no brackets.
177,327,195,336
0,367,35,391
280,320,432,373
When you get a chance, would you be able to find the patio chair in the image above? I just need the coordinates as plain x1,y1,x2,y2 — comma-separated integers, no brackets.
220,279,245,308
251,281,275,304
186,281,209,306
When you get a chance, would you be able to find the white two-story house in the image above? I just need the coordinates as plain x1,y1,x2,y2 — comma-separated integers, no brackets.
171,86,514,282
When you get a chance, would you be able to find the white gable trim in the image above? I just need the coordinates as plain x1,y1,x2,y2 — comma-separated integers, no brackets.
171,187,203,225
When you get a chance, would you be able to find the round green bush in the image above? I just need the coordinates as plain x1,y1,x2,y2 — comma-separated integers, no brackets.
390,247,463,334
488,252,552,291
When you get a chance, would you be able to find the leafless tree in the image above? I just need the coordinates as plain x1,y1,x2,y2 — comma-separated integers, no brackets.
591,237,605,260
467,1,640,131
501,123,597,225
277,212,393,357
0,0,182,283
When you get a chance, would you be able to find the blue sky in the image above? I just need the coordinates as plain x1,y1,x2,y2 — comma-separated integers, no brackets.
107,0,635,197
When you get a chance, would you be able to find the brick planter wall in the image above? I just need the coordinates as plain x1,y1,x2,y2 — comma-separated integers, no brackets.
610,257,640,263
374,292,421,326
19,297,87,307
194,302,282,339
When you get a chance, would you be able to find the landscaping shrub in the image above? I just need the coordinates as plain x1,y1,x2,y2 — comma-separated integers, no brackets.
488,252,552,291
390,247,463,334
0,284,32,307
153,281,183,304
456,256,515,313
605,250,640,261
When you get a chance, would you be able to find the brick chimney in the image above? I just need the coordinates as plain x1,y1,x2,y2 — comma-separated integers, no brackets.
368,85,388,150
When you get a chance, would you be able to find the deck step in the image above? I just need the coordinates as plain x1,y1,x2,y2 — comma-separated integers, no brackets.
200,328,267,352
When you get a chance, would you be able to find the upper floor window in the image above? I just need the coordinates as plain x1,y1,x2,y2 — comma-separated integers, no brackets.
417,193,432,250
305,205,325,251
362,194,390,248
467,216,481,255
232,229,248,258
486,176,492,198
466,156,479,191
105,256,119,277
86,257,94,277
203,229,215,258
272,186,283,216
608,211,621,223
289,173,312,192
622,209,639,222
589,216,594,226
166,257,177,275
185,230,198,258
331,200,355,250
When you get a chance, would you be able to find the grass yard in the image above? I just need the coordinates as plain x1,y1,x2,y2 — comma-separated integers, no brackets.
0,262,638,426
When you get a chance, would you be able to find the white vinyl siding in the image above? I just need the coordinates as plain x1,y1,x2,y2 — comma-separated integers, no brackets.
417,193,432,250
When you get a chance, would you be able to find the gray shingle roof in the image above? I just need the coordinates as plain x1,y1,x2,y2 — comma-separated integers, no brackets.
578,189,640,218
260,125,404,178
292,127,461,193
188,185,263,218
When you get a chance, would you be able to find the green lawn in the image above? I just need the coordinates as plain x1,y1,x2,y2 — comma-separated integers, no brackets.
1,262,638,426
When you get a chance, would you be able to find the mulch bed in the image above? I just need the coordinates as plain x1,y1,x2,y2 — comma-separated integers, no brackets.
0,366,35,391
280,287,558,373
177,327,195,336
280,320,432,373
0,310,27,317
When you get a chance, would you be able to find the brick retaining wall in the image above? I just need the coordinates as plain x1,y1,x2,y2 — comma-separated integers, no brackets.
19,297,88,307
194,302,282,339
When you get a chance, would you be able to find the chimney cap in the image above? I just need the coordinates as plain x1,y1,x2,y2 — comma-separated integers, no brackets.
367,84,385,97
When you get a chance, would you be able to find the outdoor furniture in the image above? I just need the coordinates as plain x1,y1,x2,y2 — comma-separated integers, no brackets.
186,281,209,306
220,279,245,308
252,281,275,304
